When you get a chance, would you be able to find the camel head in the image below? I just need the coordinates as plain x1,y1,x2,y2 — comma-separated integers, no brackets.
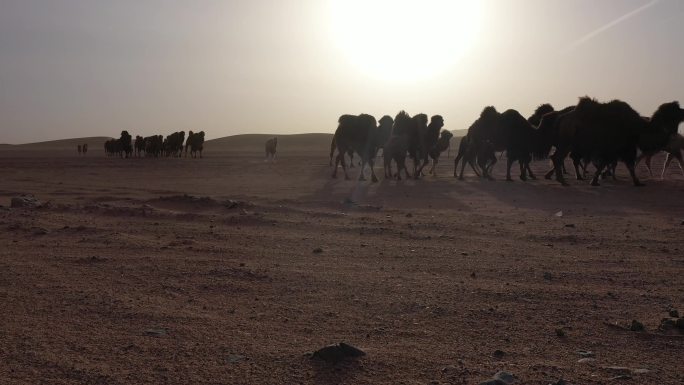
528,103,554,126
430,115,444,129
650,101,684,136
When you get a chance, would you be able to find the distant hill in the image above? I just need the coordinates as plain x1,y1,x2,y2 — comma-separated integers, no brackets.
450,129,468,137
2,137,111,152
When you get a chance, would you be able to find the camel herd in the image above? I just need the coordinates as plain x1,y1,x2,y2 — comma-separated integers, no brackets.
331,97,684,186
103,130,205,158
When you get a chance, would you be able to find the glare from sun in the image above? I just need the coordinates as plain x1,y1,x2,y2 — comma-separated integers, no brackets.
328,0,483,83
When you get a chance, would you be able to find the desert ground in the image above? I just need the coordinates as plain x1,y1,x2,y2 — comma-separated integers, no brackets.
1,134,683,385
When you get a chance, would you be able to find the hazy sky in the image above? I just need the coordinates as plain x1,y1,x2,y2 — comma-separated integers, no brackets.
1,0,683,143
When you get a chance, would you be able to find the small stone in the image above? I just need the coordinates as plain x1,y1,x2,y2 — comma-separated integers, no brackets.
492,371,517,384
629,320,645,332
564,224,575,228
603,366,631,375
549,380,567,385
609,375,632,381
227,354,246,363
543,272,553,280
32,227,49,235
406,213,413,218
555,328,565,337
312,247,323,254
143,328,167,337
578,350,594,358
631,368,649,375
577,358,596,364
669,309,679,318
676,318,684,330
492,349,505,359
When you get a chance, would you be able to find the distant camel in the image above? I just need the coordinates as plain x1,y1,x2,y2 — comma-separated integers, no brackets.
265,137,278,162
77,145,82,155
186,131,205,158
82,143,88,155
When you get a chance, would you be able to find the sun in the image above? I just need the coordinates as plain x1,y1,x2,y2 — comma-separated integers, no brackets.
327,0,483,83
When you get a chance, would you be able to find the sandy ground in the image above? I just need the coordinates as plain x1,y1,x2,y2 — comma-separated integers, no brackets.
1,136,683,385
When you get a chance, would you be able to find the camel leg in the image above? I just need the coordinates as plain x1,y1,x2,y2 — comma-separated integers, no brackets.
675,151,684,177
526,163,536,180
332,153,342,178
519,160,528,181
644,155,653,177
661,153,674,179
429,159,438,176
506,157,514,181
590,161,606,186
453,153,464,178
358,159,366,181
625,160,644,186
458,152,469,180
544,164,555,180
369,158,378,183
572,158,584,180
552,150,569,186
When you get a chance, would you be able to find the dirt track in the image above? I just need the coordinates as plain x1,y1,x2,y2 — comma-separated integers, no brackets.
1,143,683,384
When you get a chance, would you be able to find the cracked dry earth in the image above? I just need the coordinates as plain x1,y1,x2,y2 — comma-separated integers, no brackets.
1,148,683,384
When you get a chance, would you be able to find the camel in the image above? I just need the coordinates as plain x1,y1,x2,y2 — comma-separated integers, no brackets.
265,137,278,162
548,97,684,186
427,130,454,176
332,114,381,182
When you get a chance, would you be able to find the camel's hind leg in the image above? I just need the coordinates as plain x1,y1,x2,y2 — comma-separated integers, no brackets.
625,160,644,186
368,158,379,183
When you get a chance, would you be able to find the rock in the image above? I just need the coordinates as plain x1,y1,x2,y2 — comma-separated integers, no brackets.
555,328,565,337
631,368,649,375
311,342,365,363
32,227,49,235
227,354,246,363
629,319,645,332
609,375,632,381
143,328,167,337
578,350,594,358
543,272,553,281
577,358,596,365
441,365,458,374
564,224,575,228
492,349,505,359
11,194,41,208
658,318,677,331
493,371,517,384
477,371,518,385
406,213,413,218
603,366,631,375
669,309,679,318
478,380,507,385
548,380,567,385
312,247,323,254
676,318,684,330
555,211,563,217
